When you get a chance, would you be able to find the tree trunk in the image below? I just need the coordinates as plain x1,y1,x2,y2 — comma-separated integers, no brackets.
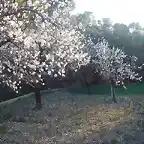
82,74,92,95
34,88,42,110
111,83,117,103
85,81,92,95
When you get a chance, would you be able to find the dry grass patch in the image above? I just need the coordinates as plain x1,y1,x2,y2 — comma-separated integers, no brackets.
74,102,134,137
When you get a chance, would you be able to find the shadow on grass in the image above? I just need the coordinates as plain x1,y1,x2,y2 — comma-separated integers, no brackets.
0,93,144,144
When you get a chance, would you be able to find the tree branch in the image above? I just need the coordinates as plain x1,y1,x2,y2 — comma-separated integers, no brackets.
0,38,11,47
0,7,59,27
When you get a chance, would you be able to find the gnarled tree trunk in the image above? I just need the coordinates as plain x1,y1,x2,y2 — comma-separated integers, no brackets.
34,88,42,110
110,80,117,103
33,42,43,110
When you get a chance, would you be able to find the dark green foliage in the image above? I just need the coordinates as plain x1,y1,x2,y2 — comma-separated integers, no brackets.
74,12,144,65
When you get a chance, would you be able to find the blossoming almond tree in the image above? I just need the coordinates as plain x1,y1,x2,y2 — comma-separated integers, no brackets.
0,0,89,109
90,40,141,103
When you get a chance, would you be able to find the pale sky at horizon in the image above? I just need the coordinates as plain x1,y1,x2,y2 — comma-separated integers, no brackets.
72,0,144,26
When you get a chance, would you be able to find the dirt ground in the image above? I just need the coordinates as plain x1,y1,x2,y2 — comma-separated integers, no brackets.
0,91,144,144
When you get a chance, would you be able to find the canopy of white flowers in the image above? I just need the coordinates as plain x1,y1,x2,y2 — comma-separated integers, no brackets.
89,40,141,86
0,0,89,92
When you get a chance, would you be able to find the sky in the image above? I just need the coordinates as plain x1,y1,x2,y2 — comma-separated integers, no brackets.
72,0,144,26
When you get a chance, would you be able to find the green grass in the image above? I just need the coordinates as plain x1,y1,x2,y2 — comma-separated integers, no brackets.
0,124,7,135
68,82,144,95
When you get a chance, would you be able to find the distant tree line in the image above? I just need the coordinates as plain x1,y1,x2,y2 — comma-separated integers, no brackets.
72,11,144,66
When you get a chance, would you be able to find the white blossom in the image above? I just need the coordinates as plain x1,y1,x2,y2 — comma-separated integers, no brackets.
54,74,58,77
0,0,89,91
90,39,141,86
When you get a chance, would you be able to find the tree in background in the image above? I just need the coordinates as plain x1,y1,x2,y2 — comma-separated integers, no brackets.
89,40,141,103
73,11,144,68
0,0,89,109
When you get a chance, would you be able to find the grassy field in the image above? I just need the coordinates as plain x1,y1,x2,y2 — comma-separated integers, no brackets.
0,92,144,144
